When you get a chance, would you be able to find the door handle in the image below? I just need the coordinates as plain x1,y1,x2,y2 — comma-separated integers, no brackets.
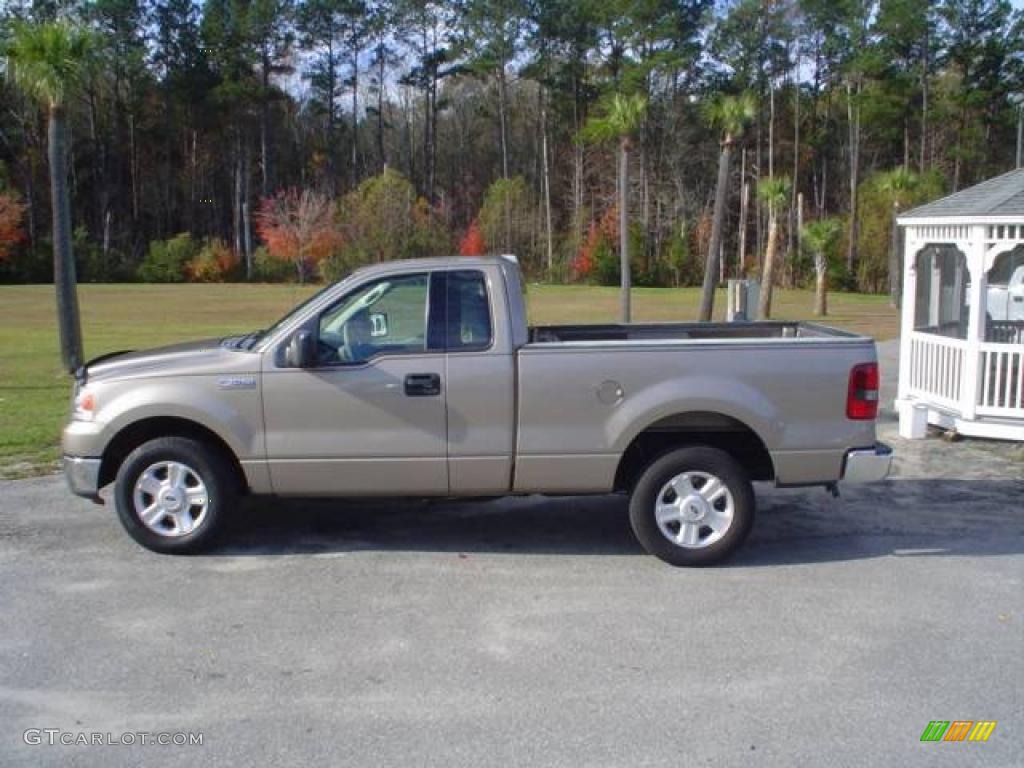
404,373,441,396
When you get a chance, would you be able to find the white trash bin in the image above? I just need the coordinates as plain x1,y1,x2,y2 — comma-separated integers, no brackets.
899,402,929,440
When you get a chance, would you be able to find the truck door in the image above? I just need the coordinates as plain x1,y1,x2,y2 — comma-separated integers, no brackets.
440,268,517,494
261,271,449,495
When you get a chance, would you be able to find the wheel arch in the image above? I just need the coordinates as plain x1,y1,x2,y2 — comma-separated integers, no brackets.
613,411,775,492
99,416,247,492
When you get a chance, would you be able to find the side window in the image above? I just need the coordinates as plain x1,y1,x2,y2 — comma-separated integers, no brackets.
446,270,493,351
318,273,429,364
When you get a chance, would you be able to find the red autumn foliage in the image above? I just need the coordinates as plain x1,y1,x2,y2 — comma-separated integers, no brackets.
255,188,342,281
459,219,486,256
598,203,619,242
185,239,239,282
572,221,600,279
571,205,619,280
0,192,27,262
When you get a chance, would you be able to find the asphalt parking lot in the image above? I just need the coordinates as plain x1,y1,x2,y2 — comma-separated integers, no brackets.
1,343,1021,767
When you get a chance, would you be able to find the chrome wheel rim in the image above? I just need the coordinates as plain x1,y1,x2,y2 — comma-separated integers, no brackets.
654,471,734,549
133,461,209,537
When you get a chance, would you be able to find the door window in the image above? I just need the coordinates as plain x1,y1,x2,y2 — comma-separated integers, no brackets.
318,273,429,364
445,270,493,351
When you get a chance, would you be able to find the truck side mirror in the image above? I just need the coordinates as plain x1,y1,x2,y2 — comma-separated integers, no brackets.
284,330,315,368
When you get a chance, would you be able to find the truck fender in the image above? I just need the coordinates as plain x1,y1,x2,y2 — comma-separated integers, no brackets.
608,375,781,455
97,382,260,461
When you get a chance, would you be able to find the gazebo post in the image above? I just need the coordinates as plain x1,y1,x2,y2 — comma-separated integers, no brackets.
961,227,988,421
896,231,918,409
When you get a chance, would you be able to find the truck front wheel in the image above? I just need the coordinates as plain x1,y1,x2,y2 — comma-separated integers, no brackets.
629,446,755,566
113,436,235,554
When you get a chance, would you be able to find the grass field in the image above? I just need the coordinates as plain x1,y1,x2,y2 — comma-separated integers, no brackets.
0,282,897,477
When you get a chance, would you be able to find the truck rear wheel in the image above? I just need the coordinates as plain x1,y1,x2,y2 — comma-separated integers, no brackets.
629,446,754,566
114,436,235,554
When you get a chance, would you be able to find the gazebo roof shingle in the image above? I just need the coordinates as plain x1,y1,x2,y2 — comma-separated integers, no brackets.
901,168,1024,219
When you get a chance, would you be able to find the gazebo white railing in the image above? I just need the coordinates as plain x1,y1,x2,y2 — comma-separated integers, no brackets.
896,169,1024,441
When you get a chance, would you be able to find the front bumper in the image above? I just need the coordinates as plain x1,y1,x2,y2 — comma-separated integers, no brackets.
63,455,103,501
842,443,893,483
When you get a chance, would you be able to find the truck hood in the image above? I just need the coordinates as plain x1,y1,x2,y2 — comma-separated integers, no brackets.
84,338,255,382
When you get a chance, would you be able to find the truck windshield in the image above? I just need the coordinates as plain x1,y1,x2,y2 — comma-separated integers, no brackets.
249,278,349,348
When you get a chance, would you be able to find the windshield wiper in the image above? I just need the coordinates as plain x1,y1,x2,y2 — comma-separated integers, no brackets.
225,330,265,350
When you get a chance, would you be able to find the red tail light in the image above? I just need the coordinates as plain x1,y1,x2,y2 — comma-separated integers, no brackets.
847,363,880,420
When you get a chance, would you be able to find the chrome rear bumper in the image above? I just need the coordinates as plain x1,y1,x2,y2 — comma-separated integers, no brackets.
64,455,103,502
842,443,893,483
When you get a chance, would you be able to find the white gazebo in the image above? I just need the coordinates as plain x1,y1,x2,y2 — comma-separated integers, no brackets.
896,168,1024,441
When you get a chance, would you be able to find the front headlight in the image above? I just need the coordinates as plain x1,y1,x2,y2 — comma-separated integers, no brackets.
72,384,97,422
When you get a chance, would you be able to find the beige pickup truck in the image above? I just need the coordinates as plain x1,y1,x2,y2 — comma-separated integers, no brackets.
63,255,891,565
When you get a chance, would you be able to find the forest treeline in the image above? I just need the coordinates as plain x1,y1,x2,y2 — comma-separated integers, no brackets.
0,0,1022,292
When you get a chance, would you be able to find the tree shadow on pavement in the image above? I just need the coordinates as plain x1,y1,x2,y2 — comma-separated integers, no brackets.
216,476,1024,566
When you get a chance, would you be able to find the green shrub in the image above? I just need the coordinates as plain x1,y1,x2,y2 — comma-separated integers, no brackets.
636,260,673,288
336,169,452,265
252,246,294,282
0,240,51,283
319,246,368,283
186,239,240,282
856,168,945,293
591,225,645,286
591,237,618,285
74,226,135,282
137,233,197,282
477,176,538,267
663,224,697,286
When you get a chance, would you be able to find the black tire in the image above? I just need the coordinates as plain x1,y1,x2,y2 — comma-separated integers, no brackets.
629,446,755,567
114,436,237,554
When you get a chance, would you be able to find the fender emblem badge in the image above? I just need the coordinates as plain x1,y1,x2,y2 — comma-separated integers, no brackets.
218,376,257,390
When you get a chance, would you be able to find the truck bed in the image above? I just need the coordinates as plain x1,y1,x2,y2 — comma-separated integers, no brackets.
528,321,862,344
514,319,878,492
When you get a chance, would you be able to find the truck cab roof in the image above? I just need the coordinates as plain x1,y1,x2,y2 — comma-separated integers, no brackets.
348,254,519,280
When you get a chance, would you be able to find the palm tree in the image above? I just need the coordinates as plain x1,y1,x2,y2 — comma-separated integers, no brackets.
876,168,920,308
4,21,97,373
698,92,756,321
801,217,843,317
756,176,791,320
582,93,647,323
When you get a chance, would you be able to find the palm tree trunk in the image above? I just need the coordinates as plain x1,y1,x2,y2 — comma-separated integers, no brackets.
758,211,779,320
49,106,83,373
619,140,631,323
699,141,731,321
815,254,828,316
